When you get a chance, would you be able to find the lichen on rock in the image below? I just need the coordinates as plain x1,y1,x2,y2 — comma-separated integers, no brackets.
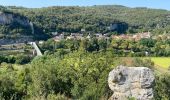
108,65,155,100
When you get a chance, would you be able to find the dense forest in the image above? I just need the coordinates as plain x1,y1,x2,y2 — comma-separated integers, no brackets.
0,5,170,40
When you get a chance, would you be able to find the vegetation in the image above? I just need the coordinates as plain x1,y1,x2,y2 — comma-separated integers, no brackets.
154,73,170,100
0,54,32,65
40,37,170,57
0,36,169,99
0,5,170,40
146,57,170,69
0,49,170,99
0,4,170,100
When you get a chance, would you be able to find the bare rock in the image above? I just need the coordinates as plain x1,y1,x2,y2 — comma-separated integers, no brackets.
108,65,155,100
0,11,30,26
0,12,13,24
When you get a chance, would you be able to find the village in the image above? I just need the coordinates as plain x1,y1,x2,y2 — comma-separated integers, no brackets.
53,31,170,42
2,30,170,57
53,31,152,42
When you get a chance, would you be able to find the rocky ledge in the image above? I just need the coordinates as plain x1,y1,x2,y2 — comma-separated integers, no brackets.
108,65,155,100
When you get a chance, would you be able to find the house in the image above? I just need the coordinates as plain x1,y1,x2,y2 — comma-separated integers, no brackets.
140,32,151,38
133,32,151,40
103,33,110,37
112,35,121,40
112,32,151,41
39,41,44,44
95,33,104,39
53,33,64,42
112,34,132,40
95,33,103,38
66,33,83,40
132,34,141,41
81,28,86,32
86,33,91,39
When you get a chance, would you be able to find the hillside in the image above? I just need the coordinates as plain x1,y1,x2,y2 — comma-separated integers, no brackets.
0,6,48,43
0,12,31,35
1,5,170,40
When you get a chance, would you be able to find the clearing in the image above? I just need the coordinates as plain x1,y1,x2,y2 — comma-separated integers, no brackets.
148,57,170,69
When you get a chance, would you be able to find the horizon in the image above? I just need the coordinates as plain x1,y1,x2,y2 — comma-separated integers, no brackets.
2,4,170,11
1,0,170,10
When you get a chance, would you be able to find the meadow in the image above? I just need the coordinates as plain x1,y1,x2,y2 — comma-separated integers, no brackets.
149,57,170,69
121,57,170,72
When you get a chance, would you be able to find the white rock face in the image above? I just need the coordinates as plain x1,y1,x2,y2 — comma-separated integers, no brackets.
0,12,30,26
108,65,155,100
0,12,13,24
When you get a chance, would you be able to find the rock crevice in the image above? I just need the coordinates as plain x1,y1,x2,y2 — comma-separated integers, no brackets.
108,65,155,100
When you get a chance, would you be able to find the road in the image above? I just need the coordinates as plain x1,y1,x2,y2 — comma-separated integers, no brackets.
29,42,43,56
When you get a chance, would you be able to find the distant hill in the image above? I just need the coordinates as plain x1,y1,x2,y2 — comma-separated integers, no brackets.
0,5,170,40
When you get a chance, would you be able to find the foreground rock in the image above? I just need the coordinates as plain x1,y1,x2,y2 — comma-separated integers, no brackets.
108,65,155,100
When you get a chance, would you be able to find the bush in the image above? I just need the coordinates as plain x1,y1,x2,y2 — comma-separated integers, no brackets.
132,58,154,69
154,74,170,100
15,54,31,64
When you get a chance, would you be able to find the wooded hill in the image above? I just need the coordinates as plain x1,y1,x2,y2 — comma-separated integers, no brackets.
0,5,170,40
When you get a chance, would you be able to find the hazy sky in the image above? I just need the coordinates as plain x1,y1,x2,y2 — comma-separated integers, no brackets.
1,0,170,10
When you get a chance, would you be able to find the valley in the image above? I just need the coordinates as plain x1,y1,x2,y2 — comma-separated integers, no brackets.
0,4,170,100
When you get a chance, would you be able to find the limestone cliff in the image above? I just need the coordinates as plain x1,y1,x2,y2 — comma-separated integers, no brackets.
0,11,30,26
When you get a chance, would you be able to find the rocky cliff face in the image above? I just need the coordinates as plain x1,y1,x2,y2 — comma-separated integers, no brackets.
0,12,30,26
108,65,155,100
0,12,12,24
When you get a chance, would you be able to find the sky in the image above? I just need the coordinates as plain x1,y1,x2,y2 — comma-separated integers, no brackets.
1,0,170,10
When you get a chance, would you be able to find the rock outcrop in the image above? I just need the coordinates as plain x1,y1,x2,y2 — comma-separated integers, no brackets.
108,65,155,100
0,12,30,26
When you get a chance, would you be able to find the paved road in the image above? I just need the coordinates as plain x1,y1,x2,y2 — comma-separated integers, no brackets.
29,42,43,56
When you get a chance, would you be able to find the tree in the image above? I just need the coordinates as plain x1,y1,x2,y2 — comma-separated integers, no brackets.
99,39,107,52
15,54,31,65
154,74,170,100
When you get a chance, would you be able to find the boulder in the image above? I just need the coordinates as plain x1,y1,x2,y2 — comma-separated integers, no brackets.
108,65,155,100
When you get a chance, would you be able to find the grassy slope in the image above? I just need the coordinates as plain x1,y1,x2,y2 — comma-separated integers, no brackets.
150,57,170,69
121,57,170,73
143,57,170,74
